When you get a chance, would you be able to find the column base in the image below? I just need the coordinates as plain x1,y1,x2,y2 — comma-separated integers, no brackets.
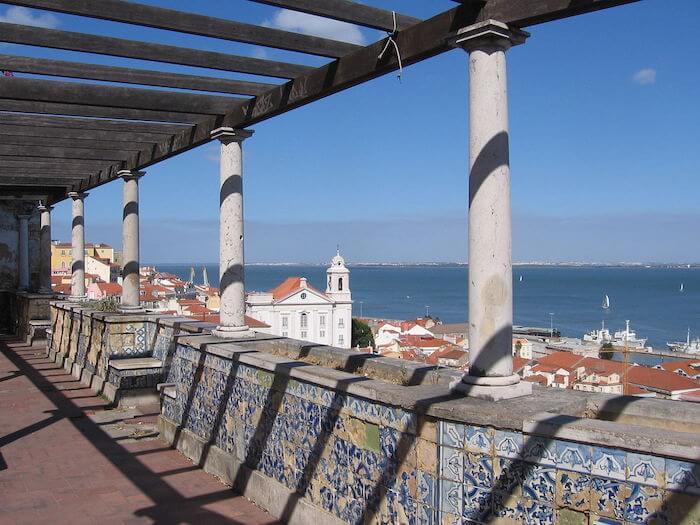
117,305,145,314
68,295,86,302
212,325,255,339
450,374,532,400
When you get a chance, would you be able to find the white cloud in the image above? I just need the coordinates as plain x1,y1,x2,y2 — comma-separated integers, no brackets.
251,46,268,60
632,68,656,85
264,9,365,45
0,6,59,28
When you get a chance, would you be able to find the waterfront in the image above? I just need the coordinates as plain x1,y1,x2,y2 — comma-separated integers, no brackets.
153,263,699,359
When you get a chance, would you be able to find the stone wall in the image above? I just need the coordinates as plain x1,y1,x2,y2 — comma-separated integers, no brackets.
0,201,40,291
159,335,700,525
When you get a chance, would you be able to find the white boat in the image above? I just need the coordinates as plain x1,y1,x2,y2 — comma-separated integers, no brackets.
680,283,684,292
611,320,647,349
583,320,612,344
519,275,523,282
602,294,610,310
667,328,700,354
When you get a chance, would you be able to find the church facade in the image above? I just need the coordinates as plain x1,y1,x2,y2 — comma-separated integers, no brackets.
246,250,352,349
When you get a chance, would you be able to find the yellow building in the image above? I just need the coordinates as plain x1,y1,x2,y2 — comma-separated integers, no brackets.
51,242,119,273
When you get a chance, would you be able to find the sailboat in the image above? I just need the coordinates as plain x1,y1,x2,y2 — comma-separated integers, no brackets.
202,266,210,288
519,275,523,282
680,283,684,292
601,294,610,310
188,266,195,284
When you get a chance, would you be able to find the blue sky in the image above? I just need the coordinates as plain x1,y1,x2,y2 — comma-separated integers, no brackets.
2,0,699,263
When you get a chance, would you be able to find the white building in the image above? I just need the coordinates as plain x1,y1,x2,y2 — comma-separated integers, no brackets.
246,250,352,348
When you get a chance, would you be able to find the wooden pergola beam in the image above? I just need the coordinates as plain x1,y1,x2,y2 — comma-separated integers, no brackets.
0,113,187,134
0,22,314,79
103,0,640,194
0,124,170,143
248,0,421,32
0,55,278,96
1,135,148,152
0,99,207,123
3,0,360,58
0,77,245,115
0,157,112,169
0,144,130,161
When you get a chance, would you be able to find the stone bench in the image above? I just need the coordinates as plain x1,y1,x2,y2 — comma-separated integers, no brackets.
27,319,51,345
105,357,164,407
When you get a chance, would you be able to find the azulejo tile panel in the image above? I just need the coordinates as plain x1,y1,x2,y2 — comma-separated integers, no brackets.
556,440,592,474
665,459,700,494
592,446,626,481
624,483,667,524
495,430,523,459
627,452,665,488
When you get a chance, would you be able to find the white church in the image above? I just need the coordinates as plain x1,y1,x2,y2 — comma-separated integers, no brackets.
246,250,352,348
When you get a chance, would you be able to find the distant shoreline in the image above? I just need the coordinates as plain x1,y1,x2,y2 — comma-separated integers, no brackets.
147,262,699,269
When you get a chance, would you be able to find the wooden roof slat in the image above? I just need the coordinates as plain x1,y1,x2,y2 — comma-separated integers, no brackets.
0,113,187,134
4,0,360,58
0,22,314,79
0,123,170,143
1,134,149,152
248,0,421,32
0,144,131,161
0,55,277,96
0,77,245,115
0,99,209,123
0,170,89,178
0,157,113,169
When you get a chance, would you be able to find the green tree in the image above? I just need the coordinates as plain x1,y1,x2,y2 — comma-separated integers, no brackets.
351,318,375,349
600,342,615,360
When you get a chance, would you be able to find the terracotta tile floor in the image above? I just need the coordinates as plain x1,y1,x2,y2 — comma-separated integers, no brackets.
0,336,280,525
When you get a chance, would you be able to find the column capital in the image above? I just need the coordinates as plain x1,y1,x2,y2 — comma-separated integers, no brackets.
37,202,54,213
448,20,529,52
117,169,145,181
68,191,89,201
210,127,254,144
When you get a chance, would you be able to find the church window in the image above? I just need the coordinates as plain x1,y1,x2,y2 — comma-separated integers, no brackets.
301,331,307,339
338,278,343,291
338,318,344,328
319,315,326,327
339,335,344,346
300,313,308,329
320,330,325,338
282,316,289,328
300,292,307,299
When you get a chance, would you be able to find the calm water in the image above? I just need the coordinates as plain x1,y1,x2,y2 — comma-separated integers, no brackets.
154,264,700,352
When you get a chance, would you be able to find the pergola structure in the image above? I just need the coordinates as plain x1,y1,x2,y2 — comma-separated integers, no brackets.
0,0,639,399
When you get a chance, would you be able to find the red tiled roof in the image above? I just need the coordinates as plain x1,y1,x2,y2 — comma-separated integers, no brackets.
537,352,584,371
657,360,700,377
525,374,548,386
97,283,122,295
268,277,325,301
513,357,531,372
626,367,700,393
245,315,270,328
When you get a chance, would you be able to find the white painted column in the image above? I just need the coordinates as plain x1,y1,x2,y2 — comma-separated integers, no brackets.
118,170,145,312
16,211,31,291
68,191,88,300
450,21,531,399
211,127,254,339
37,203,54,294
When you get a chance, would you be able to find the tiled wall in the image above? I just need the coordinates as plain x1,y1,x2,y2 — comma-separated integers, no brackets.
162,341,699,525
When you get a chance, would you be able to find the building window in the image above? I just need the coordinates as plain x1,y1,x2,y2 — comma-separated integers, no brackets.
61,261,66,268
338,277,343,291
301,331,307,339
300,313,308,329
282,316,289,328
319,315,326,327
339,335,344,346
320,330,325,338
338,318,344,328
282,331,288,337
300,292,307,299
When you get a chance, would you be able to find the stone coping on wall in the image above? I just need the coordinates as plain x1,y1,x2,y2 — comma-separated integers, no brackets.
177,334,700,462
50,301,700,462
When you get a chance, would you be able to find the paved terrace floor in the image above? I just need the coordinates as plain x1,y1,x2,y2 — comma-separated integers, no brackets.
0,336,280,525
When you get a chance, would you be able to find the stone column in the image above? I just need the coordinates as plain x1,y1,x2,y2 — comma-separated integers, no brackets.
68,192,88,300
16,210,31,291
37,203,54,294
118,170,145,312
210,127,254,339
450,20,531,399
